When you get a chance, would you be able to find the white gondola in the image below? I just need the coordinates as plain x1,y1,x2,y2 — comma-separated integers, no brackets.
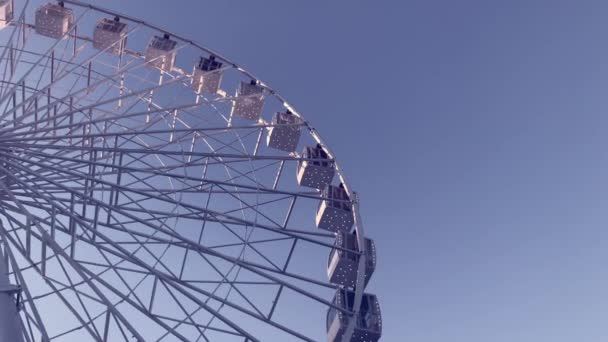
145,34,177,72
328,232,376,288
296,144,334,189
35,3,74,39
231,80,265,121
0,0,13,29
192,55,223,94
327,289,382,342
93,17,127,54
316,184,354,232
266,111,303,152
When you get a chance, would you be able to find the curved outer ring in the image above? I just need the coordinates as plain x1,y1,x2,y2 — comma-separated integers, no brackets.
54,1,372,340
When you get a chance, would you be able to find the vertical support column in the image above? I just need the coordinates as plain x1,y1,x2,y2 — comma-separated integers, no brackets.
0,241,25,342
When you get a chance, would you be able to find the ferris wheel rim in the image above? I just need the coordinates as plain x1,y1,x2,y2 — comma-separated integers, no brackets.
57,0,359,197
0,1,378,341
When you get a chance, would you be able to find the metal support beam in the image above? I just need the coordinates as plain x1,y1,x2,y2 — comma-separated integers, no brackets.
0,230,25,342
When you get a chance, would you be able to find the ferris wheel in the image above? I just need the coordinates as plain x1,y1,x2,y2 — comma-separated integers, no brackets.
0,1,382,341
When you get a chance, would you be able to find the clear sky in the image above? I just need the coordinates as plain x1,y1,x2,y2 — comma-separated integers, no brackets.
97,0,608,341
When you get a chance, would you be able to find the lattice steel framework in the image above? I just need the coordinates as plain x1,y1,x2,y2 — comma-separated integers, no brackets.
0,1,381,341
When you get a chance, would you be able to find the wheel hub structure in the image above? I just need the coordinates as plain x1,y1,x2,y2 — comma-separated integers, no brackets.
0,1,382,341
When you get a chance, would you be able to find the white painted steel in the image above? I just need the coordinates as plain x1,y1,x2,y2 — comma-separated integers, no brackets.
0,0,379,340
0,234,25,342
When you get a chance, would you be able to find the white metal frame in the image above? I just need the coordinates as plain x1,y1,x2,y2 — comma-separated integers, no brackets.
0,0,376,341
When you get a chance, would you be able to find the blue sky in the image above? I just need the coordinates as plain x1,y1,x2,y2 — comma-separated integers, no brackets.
90,0,608,341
